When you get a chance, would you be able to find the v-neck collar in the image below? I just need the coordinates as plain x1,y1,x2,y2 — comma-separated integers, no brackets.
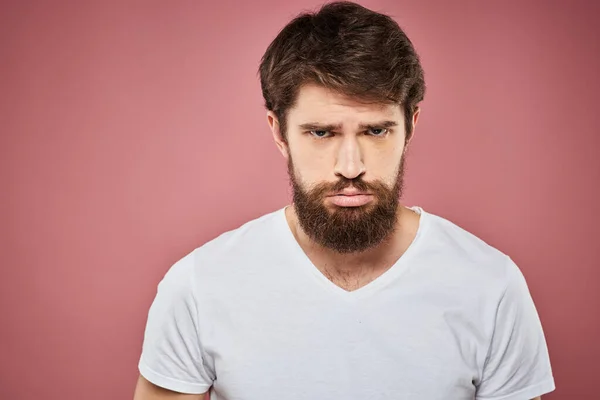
277,205,430,301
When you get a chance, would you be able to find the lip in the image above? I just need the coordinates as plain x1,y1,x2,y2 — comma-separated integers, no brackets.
327,193,374,207
330,189,371,196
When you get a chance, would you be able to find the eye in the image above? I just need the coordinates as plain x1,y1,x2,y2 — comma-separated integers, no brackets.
309,130,331,138
367,128,388,136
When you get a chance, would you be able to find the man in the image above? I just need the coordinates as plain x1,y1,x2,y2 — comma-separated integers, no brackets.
133,2,555,399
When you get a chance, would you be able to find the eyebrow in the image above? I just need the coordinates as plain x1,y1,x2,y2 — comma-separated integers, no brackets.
298,120,398,131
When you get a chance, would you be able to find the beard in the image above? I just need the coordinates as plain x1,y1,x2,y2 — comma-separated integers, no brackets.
288,157,405,254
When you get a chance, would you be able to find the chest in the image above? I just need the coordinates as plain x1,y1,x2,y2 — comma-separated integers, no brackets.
201,291,484,400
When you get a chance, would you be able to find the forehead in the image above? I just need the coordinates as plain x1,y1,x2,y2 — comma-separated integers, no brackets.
288,83,403,123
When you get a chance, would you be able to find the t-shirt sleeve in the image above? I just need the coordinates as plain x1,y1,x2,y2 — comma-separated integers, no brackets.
138,253,214,394
475,256,555,400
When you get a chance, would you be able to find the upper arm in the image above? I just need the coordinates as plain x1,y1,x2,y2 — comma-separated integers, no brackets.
137,254,214,395
133,375,208,400
475,257,555,399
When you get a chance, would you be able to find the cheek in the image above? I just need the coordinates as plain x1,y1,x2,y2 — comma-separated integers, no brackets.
294,160,330,189
289,145,331,178
366,143,404,174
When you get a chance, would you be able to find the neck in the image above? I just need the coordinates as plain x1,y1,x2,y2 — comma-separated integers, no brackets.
286,204,419,276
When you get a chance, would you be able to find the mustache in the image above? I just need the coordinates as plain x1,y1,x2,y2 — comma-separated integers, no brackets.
310,176,380,197
329,177,370,192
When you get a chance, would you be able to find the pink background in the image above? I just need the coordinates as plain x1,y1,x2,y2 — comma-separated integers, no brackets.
1,1,599,399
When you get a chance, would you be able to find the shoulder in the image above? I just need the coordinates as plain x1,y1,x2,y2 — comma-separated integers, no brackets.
163,208,286,283
421,209,507,262
417,208,521,294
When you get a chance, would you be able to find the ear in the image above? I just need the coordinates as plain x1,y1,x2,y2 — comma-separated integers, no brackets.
267,111,289,160
405,107,421,148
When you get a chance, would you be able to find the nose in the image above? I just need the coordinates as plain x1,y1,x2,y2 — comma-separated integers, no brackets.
334,135,366,180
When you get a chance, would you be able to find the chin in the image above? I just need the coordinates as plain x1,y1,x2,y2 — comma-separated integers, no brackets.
327,203,373,216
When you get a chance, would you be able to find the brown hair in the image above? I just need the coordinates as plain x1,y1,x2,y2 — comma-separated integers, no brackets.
259,1,426,141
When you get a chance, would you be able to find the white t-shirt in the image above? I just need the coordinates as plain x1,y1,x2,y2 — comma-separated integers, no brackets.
138,206,555,400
